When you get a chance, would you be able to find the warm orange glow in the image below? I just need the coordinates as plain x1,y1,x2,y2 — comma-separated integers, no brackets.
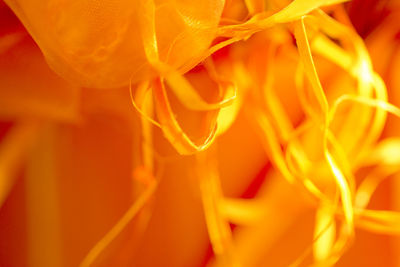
1,0,400,266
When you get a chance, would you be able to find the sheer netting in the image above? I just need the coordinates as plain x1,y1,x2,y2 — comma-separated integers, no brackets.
4,0,225,88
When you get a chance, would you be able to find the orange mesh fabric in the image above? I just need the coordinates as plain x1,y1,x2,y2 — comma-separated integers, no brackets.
4,0,225,88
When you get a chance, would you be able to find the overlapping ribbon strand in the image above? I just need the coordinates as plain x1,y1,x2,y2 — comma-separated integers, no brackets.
135,0,236,155
124,0,400,266
202,3,400,266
